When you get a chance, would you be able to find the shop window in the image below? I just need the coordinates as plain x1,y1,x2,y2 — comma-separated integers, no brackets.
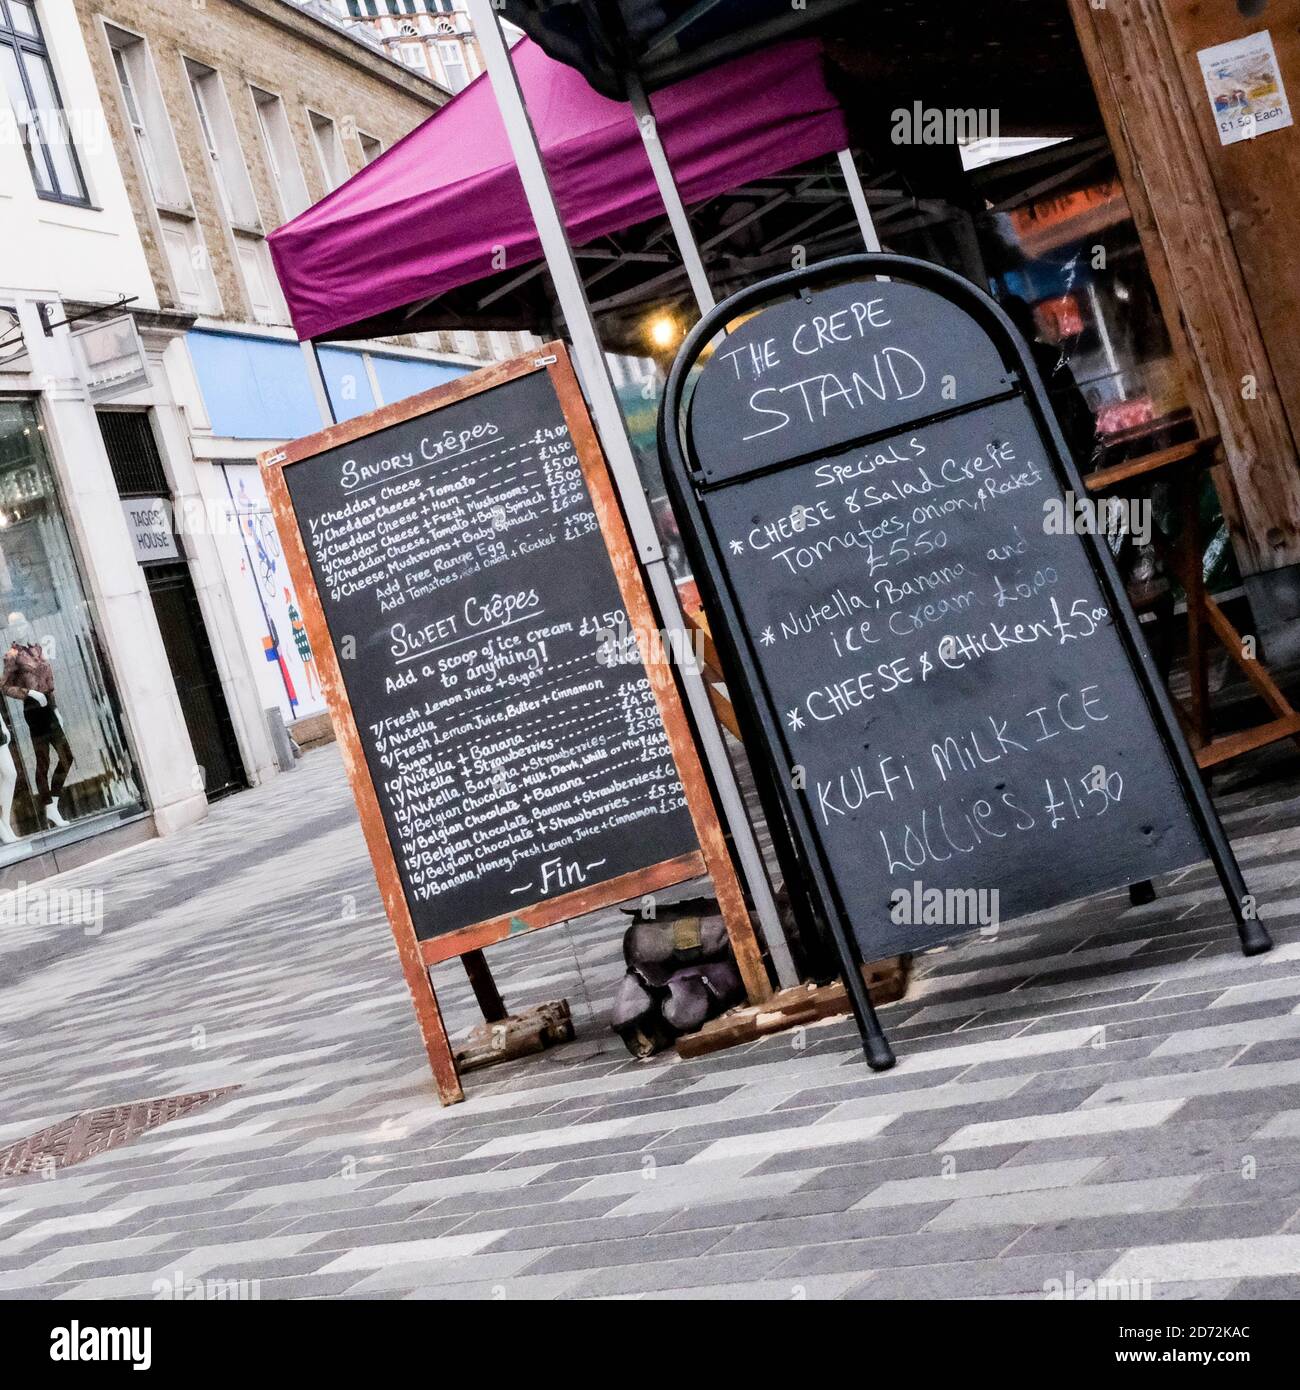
0,0,89,205
0,400,143,852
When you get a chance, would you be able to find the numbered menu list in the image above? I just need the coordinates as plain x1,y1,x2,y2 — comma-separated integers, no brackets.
286,368,696,941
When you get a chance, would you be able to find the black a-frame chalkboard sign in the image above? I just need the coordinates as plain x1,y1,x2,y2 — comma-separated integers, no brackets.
659,254,1271,1071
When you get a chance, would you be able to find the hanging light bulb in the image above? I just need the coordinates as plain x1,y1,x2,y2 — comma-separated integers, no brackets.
647,313,680,351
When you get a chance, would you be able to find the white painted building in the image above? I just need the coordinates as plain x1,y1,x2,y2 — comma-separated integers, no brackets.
0,0,226,880
0,0,543,885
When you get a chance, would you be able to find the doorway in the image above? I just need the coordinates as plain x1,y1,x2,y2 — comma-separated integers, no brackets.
98,410,247,801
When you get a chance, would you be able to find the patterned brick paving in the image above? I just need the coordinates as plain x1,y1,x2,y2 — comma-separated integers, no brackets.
1,745,1300,1299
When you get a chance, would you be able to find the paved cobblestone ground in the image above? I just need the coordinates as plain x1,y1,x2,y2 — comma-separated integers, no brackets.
2,746,1300,1300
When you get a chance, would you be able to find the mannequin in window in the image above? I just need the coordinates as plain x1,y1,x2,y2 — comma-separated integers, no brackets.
2,613,74,829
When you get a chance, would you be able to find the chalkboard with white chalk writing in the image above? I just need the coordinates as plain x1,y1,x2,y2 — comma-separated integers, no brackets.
664,264,1207,963
278,358,698,944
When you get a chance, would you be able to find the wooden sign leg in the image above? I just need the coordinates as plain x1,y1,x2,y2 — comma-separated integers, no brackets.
692,825,772,1005
658,615,772,1003
462,950,508,1023
396,950,463,1106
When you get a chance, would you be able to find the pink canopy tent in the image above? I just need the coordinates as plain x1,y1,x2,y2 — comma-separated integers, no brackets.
269,36,848,343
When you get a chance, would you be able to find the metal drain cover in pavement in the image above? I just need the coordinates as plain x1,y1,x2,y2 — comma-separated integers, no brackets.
0,1085,241,1179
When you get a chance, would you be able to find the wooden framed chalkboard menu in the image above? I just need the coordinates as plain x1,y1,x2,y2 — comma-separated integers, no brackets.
262,344,765,1103
660,254,1270,1071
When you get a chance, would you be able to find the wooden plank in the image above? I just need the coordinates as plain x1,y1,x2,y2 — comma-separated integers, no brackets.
683,607,742,737
682,606,724,679
1064,2,1243,547
706,684,742,741
1195,714,1300,769
454,1000,573,1073
1160,0,1300,462
1067,0,1300,573
1200,594,1295,720
675,961,912,1060
1083,438,1211,493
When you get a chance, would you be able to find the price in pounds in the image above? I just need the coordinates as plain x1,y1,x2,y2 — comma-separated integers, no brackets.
564,510,599,541
1043,767,1124,829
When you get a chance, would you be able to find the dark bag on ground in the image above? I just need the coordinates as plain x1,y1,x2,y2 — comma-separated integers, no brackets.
610,897,744,1057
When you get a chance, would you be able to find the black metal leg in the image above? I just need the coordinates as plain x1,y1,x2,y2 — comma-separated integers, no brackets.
1203,827,1273,956
832,921,896,1071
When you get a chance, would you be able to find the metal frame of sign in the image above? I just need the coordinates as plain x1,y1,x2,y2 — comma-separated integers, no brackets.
659,253,1271,1073
262,343,769,1105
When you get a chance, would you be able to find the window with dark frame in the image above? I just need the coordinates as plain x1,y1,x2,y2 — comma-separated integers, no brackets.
0,0,89,205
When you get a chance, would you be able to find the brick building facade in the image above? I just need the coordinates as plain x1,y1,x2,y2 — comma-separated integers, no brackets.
74,0,447,329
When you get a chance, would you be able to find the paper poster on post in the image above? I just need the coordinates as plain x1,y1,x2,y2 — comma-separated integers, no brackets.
1198,31,1293,146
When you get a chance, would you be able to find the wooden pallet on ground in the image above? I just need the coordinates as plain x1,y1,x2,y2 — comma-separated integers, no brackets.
454,999,574,1072
676,957,911,1059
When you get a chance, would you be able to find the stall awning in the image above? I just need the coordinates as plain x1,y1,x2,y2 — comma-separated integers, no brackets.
268,36,846,343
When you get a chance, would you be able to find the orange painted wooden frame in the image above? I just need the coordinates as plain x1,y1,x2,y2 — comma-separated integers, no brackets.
261,342,769,1104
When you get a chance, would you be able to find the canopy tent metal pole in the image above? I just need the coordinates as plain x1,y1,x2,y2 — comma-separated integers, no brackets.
301,341,335,425
838,148,883,251
468,0,795,988
625,73,716,315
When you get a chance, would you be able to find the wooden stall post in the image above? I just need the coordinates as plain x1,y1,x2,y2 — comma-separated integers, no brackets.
1067,0,1300,577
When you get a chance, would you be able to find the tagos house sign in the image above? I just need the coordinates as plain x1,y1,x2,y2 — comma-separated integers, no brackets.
121,497,179,564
